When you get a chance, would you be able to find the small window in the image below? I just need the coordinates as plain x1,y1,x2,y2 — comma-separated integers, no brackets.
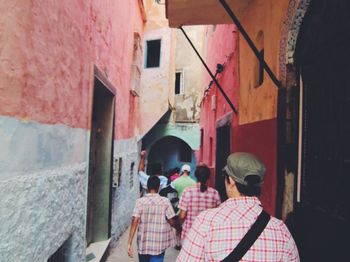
254,31,264,88
175,71,184,94
145,39,161,68
130,162,135,188
179,144,192,162
112,157,122,187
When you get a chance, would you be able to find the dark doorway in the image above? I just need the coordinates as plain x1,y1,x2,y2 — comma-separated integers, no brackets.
86,70,115,245
294,0,350,260
215,125,231,201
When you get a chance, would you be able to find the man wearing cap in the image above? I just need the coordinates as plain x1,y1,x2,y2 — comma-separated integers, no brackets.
171,164,196,198
177,152,300,262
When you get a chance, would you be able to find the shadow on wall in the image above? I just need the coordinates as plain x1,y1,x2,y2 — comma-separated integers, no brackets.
146,136,197,179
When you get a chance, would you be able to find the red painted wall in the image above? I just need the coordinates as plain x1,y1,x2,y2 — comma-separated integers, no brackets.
234,119,277,215
0,0,144,139
198,24,277,215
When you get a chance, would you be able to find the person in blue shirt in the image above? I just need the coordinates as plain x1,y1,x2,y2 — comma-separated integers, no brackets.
138,150,168,194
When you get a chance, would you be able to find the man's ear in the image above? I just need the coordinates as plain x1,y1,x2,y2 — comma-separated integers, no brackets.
228,176,236,187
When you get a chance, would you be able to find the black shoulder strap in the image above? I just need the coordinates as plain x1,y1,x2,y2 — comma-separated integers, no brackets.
221,210,271,262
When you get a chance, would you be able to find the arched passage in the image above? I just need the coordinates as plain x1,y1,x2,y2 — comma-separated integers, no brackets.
146,136,197,179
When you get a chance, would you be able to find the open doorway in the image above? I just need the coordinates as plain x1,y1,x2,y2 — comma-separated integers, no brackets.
293,0,350,260
215,125,231,202
86,68,115,245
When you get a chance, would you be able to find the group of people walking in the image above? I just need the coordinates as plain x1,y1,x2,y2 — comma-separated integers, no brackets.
127,151,299,261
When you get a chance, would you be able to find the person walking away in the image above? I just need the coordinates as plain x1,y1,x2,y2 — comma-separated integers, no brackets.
128,176,178,262
177,152,300,262
178,164,221,241
159,175,179,213
138,150,168,194
159,175,181,249
170,167,180,182
171,164,196,198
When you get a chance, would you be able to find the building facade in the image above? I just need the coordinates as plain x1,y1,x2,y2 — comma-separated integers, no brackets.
166,0,350,260
141,25,205,177
0,0,164,261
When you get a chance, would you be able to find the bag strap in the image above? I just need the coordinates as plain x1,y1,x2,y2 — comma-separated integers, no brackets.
222,210,270,262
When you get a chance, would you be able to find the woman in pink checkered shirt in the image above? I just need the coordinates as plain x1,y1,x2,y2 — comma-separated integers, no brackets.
178,164,221,241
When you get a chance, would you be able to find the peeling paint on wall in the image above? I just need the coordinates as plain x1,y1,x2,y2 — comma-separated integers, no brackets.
140,27,176,134
174,26,206,122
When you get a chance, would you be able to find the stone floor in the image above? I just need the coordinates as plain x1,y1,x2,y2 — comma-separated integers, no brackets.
106,228,180,262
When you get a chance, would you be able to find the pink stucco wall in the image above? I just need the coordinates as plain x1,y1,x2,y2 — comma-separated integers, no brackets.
198,24,277,215
0,0,144,139
199,24,239,166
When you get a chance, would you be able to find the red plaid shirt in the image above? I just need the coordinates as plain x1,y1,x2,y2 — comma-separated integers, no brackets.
133,193,176,255
177,197,300,262
179,186,221,240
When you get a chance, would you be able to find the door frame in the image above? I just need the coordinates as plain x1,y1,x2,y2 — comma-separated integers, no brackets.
86,65,116,244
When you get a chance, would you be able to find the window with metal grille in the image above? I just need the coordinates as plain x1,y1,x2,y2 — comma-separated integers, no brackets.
130,162,135,188
145,39,161,68
112,157,122,187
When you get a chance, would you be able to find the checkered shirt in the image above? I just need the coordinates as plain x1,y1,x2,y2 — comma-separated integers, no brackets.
133,193,176,255
177,197,300,262
179,186,221,240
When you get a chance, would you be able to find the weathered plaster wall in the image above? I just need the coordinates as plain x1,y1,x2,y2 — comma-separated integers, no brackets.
0,0,145,139
110,137,141,246
90,0,145,139
144,0,169,30
140,27,176,134
0,164,87,262
0,1,90,129
0,0,145,260
143,122,201,151
199,24,239,168
138,0,176,135
239,0,290,124
174,26,206,122
199,23,278,215
0,116,88,179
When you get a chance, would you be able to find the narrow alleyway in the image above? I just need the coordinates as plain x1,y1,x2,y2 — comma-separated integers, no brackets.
106,228,180,262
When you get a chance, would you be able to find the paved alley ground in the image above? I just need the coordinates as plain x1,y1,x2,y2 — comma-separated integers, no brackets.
106,228,180,262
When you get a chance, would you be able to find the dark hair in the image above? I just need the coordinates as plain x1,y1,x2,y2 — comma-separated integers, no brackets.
195,165,210,192
173,167,180,173
147,175,160,191
235,175,262,196
150,163,162,176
